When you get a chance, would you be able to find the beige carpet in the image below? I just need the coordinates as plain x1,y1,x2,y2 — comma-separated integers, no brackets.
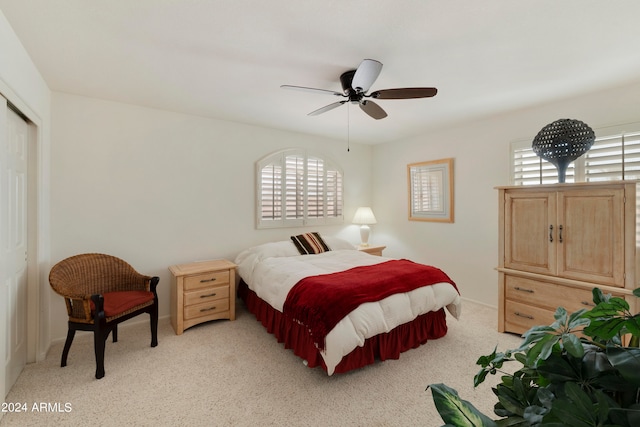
1,299,521,427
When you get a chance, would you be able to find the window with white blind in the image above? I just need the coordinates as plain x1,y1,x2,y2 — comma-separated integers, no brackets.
256,149,343,228
511,127,640,185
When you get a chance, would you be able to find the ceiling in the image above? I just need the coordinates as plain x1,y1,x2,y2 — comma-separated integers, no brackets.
2,0,640,145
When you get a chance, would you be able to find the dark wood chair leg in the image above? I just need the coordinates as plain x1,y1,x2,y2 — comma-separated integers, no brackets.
150,277,159,347
112,324,118,343
150,304,158,347
61,327,76,367
94,327,107,379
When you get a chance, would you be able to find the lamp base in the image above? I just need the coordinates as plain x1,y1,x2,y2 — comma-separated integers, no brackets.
359,224,371,247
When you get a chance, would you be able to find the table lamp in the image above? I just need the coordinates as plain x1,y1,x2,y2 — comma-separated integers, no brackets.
352,207,377,247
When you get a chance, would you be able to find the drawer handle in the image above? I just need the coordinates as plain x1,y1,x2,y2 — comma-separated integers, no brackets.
514,311,534,320
200,306,216,312
200,278,217,283
514,286,534,293
200,293,217,298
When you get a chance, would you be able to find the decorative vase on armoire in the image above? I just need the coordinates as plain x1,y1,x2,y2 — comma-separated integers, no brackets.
531,118,595,183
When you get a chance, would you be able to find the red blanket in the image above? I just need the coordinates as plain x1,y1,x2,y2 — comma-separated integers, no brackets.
283,259,458,351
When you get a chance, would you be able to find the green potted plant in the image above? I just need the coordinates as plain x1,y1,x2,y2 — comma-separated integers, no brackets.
428,288,640,426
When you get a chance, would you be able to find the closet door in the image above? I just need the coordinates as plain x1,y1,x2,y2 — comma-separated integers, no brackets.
1,100,29,397
503,190,557,275
557,188,625,286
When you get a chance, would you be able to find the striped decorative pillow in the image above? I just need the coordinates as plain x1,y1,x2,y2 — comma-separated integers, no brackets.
291,232,331,255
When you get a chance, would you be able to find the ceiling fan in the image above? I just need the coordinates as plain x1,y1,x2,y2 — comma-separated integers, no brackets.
281,59,437,120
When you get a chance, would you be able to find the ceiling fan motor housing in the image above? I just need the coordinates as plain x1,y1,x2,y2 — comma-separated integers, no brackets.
340,70,363,103
340,70,357,94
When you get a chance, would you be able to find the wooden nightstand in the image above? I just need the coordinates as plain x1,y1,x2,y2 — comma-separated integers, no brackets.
357,245,386,256
169,259,237,335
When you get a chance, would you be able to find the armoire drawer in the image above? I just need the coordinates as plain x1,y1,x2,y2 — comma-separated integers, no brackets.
505,275,598,313
504,300,556,334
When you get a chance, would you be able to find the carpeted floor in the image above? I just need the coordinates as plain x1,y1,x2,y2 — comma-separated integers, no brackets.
1,299,522,427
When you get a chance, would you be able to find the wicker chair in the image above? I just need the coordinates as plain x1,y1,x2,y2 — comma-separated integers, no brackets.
49,253,159,379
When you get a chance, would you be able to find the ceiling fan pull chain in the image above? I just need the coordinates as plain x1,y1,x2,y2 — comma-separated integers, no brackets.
347,103,350,152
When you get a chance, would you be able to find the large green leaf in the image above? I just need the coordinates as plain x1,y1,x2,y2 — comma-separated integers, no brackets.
428,383,497,427
518,326,556,351
584,317,626,340
622,315,640,337
624,402,640,426
606,347,640,387
548,383,599,427
562,333,584,358
536,353,580,384
584,297,630,319
553,306,568,326
526,334,559,366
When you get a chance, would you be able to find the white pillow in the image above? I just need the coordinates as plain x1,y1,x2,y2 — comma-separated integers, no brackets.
323,236,357,251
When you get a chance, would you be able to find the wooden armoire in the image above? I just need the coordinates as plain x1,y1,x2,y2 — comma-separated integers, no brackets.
496,181,639,334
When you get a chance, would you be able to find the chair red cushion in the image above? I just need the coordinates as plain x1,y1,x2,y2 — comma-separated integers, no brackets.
90,291,154,317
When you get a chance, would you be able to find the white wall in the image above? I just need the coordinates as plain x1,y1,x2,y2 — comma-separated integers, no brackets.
50,92,374,341
373,80,640,307
0,9,51,404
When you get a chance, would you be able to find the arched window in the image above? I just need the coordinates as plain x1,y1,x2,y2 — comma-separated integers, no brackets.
256,149,343,228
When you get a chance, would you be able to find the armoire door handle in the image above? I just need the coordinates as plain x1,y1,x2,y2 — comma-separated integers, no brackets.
559,225,563,243
549,224,553,242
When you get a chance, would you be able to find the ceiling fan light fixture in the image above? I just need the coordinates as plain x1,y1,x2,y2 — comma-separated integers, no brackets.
352,59,383,93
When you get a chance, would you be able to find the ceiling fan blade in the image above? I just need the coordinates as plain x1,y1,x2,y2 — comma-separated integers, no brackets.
351,59,383,93
369,87,438,99
308,100,347,116
359,100,387,120
281,85,344,97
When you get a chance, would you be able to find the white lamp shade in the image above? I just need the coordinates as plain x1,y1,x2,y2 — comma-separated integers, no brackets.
352,207,377,225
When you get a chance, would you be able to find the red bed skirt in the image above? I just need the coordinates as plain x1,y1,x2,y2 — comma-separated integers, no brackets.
238,280,449,374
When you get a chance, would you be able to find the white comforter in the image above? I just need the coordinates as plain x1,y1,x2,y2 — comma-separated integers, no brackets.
235,239,461,375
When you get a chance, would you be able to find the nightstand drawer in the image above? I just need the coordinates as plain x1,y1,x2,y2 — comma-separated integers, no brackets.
184,270,230,291
184,299,230,320
184,284,229,306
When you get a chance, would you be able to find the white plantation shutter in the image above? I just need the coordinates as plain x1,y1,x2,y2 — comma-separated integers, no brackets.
257,149,344,228
306,156,323,219
260,163,282,220
285,154,304,220
326,169,343,218
511,141,575,185
411,167,443,212
583,132,640,181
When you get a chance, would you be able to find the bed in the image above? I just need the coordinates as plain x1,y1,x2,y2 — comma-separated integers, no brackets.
234,233,461,375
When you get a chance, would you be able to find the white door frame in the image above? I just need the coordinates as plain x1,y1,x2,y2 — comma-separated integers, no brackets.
0,84,48,402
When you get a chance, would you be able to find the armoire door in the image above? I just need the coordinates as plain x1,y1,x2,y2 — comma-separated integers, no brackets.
557,188,625,286
503,190,557,275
